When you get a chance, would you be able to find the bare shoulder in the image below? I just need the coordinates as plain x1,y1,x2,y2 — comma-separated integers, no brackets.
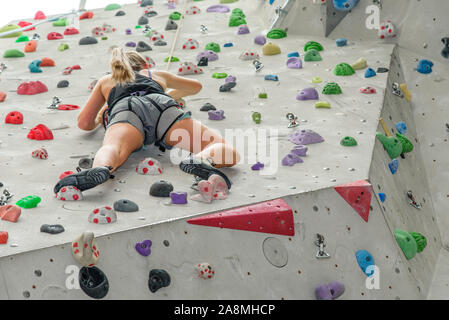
97,74,115,99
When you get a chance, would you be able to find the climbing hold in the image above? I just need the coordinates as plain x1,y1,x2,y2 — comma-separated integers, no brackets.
58,104,80,111
150,181,174,197
187,198,294,236
178,62,203,75
409,232,427,253
41,57,55,67
287,57,302,69
229,15,246,27
169,11,182,20
197,50,218,62
154,39,167,46
24,40,37,53
262,42,281,55
29,60,42,73
52,18,68,27
140,0,153,6
208,110,226,120
125,41,136,48
16,195,41,209
334,180,373,222
254,35,266,45
27,124,53,141
365,68,376,78
289,129,324,145
351,58,367,70
290,145,308,156
40,224,65,234
56,186,83,201
15,35,29,43
79,36,98,45
334,63,355,76
165,20,178,31
186,5,201,14
396,133,413,153
394,229,418,260
333,0,360,11
315,281,345,300
125,28,132,35
359,86,377,94
135,240,152,256
92,27,104,37
144,10,158,18
304,41,323,52
0,92,6,102
251,162,265,170
282,153,303,166
182,38,199,50
322,82,342,94
258,92,267,99
138,16,149,25
336,38,347,47
207,4,230,12
388,159,399,174
416,59,433,74
264,75,279,81
399,84,411,101
377,67,389,73
197,57,208,66
165,56,179,62
237,25,250,35
287,52,299,58
148,269,171,293
170,192,188,204
223,42,233,47
212,73,227,79
378,193,386,203
395,122,407,135
3,49,24,58
47,32,63,40
219,82,236,92
79,266,109,299
0,205,21,223
225,75,237,83
315,101,331,109
57,80,69,88
378,20,396,39
17,21,35,31
63,27,79,36
442,37,449,59
355,250,375,276
79,11,94,19
376,133,402,159
205,42,220,53
312,76,322,83
252,112,261,124
200,103,216,111
0,24,22,38
296,88,319,100
5,111,23,124
267,28,286,39
112,199,139,212
72,232,100,267
340,136,357,146
239,50,259,60
59,171,74,180
105,3,121,10
31,148,48,159
196,263,215,279
191,174,229,203
0,231,8,244
136,157,162,175
304,49,322,61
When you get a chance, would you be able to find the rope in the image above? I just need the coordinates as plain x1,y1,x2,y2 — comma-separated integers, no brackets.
165,0,190,71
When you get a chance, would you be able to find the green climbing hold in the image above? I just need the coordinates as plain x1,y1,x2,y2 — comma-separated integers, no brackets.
376,133,403,159
3,49,25,58
105,3,121,11
231,8,245,18
312,76,322,83
322,82,342,95
394,229,418,260
315,101,331,109
135,25,142,29
258,93,267,99
229,15,246,27
221,0,238,3
0,24,23,38
212,73,228,79
205,42,220,53
169,11,182,20
409,232,427,253
304,41,323,52
267,28,287,39
101,36,108,40
58,43,69,51
15,35,29,43
252,112,261,124
396,133,413,153
16,195,41,209
340,136,357,146
164,56,179,62
304,49,322,62
53,18,68,27
334,63,355,76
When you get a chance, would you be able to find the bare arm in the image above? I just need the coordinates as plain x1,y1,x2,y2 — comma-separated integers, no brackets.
151,70,202,100
77,77,107,131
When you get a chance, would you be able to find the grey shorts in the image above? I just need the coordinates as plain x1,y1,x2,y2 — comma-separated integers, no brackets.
106,93,191,150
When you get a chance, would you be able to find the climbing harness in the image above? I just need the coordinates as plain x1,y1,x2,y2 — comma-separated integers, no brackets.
315,234,330,259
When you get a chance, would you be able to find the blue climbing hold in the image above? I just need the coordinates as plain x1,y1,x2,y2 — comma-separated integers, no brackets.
29,60,42,73
378,193,386,203
388,159,399,174
264,74,279,81
395,121,407,135
416,59,434,74
336,38,347,47
269,0,275,4
287,51,299,58
365,68,376,78
355,250,375,276
223,43,233,47
333,0,360,11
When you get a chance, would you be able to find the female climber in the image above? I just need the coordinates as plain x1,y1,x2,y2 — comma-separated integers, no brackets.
53,48,239,194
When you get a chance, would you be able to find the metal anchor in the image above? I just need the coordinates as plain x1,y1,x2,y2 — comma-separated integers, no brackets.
315,234,330,259
253,59,264,72
286,112,299,128
373,0,382,9
143,25,152,33
0,187,13,206
0,62,7,74
200,24,208,34
407,190,422,209
392,82,404,98
48,96,62,109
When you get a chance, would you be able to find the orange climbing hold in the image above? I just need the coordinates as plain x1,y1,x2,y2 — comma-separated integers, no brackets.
0,91,6,102
24,40,37,53
41,57,55,67
187,198,295,236
79,11,94,20
334,180,373,222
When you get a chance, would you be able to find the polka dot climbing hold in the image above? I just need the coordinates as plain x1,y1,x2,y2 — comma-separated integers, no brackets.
315,101,331,109
105,3,121,10
148,30,164,42
304,49,322,61
5,111,23,124
47,32,63,40
165,20,178,31
114,199,139,212
40,224,65,234
355,250,375,276
296,87,319,101
359,86,376,94
333,0,360,11
17,81,48,95
416,59,434,74
169,11,182,20
89,206,117,224
27,124,53,140
205,42,220,52
267,28,286,39
237,25,250,35
72,232,100,267
287,57,302,69
182,38,199,50
289,129,324,145
15,35,29,43
304,41,323,52
34,11,46,20
262,42,281,55
41,57,55,67
351,57,367,70
29,60,42,73
79,266,109,299
239,50,259,60
378,20,396,39
207,4,230,12
394,229,418,260
148,269,171,293
135,240,152,256
334,63,355,76
53,18,68,27
0,231,8,245
31,148,48,159
24,40,37,53
150,181,174,197
92,27,104,37
196,263,215,279
79,36,98,45
185,6,201,14
145,56,156,68
136,157,162,175
0,205,21,223
144,10,158,18
315,281,345,300
170,192,188,204
196,50,218,62
322,82,342,95
16,195,41,209
191,174,229,203
0,24,22,38
340,136,357,146
79,11,94,19
376,132,402,159
177,62,203,75
3,49,24,58
64,27,79,35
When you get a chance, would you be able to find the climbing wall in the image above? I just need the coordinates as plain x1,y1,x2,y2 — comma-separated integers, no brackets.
0,0,447,299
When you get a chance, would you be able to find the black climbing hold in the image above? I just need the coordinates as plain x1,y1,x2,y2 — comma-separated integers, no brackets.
145,10,158,18
136,41,152,52
115,10,125,16
442,38,449,59
79,36,98,45
79,266,109,299
57,80,69,88
40,224,65,234
376,67,389,73
165,20,178,31
148,269,170,293
78,157,93,169
140,0,153,6
200,103,216,111
219,82,236,92
150,180,174,197
153,39,167,46
138,16,149,25
197,56,208,67
113,199,139,212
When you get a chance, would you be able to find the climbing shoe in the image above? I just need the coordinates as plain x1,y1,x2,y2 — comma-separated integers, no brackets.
179,156,232,190
54,166,113,194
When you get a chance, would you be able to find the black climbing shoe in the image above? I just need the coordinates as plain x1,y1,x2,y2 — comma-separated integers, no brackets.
54,166,113,194
179,156,232,190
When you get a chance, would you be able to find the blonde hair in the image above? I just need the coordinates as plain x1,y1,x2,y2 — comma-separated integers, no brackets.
110,48,147,85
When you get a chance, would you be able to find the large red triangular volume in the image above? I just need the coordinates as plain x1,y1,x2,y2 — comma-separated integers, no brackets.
334,180,373,222
187,198,295,236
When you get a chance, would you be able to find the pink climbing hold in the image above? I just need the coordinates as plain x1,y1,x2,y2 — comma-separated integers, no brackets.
17,81,48,95
0,91,6,102
5,111,23,124
59,171,74,180
56,186,83,201
31,148,48,159
0,205,21,223
64,27,80,35
27,124,53,140
187,198,295,236
47,32,64,40
18,21,35,31
191,174,229,203
57,104,80,111
72,65,81,70
334,180,373,222
34,11,46,20
0,231,8,244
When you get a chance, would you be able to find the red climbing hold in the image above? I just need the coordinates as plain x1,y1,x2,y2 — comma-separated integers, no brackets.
40,57,55,67
59,171,74,180
79,11,94,20
18,21,35,31
47,32,63,40
72,65,81,70
58,104,80,111
334,180,373,222
0,231,8,244
27,124,53,140
64,27,79,35
5,111,24,124
34,11,46,20
17,81,48,95
187,198,295,236
0,92,6,102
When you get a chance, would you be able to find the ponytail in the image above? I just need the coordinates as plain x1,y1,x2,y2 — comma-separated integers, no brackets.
110,47,135,85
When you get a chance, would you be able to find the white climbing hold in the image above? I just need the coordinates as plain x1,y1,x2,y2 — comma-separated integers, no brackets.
148,30,164,42
378,20,396,39
359,86,377,94
31,148,48,159
136,157,163,175
239,50,260,60
56,186,83,201
88,206,117,224
177,62,203,75
185,6,201,15
196,262,215,279
72,232,100,267
91,27,104,37
182,38,199,50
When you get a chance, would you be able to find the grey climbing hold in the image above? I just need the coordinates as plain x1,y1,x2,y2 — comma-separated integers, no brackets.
78,158,93,169
262,237,288,268
165,20,178,31
115,10,125,16
150,180,174,197
200,103,216,111
219,81,236,92
145,10,158,18
138,16,149,25
140,0,153,6
153,39,167,46
79,36,98,45
113,199,139,212
57,80,69,88
40,224,65,234
197,57,208,66
136,41,152,52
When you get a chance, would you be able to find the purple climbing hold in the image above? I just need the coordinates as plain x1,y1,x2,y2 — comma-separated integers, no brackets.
125,41,136,47
135,239,152,256
237,25,250,35
225,75,237,83
196,50,218,62
208,110,225,120
282,153,303,166
125,28,132,35
315,281,345,300
290,145,308,156
289,129,324,145
170,192,187,204
251,162,265,170
287,57,302,69
206,5,230,13
254,35,266,45
296,88,319,101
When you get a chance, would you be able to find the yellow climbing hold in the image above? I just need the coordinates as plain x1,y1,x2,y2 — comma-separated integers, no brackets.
400,83,411,102
351,58,367,70
262,42,281,56
315,101,331,109
312,76,322,83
